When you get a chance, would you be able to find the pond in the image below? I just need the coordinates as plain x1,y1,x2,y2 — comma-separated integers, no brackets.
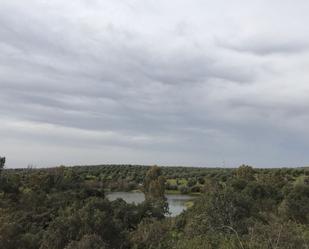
107,192,194,217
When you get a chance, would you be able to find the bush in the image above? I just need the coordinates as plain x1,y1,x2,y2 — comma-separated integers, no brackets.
179,185,189,194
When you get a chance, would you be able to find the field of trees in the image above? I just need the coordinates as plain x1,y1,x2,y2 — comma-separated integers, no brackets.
1,163,309,248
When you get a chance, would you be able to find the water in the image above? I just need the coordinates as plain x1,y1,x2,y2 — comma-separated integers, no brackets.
107,192,194,217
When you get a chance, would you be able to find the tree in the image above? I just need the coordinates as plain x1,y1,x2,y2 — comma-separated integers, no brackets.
187,178,197,187
185,187,256,236
0,156,5,172
197,177,205,185
281,184,309,223
235,165,255,181
143,166,166,201
130,219,170,249
143,166,168,217
40,198,124,249
179,185,189,194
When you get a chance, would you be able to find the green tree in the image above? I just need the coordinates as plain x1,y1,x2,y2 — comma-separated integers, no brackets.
40,198,124,249
281,184,309,223
0,156,5,173
235,165,255,181
185,187,256,236
143,166,166,201
143,166,168,217
130,219,170,249
187,178,197,187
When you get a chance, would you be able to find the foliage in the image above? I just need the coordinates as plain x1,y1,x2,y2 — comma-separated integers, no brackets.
1,164,309,248
0,156,5,173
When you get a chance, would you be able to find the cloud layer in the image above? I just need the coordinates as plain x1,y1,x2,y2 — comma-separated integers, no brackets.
1,0,309,167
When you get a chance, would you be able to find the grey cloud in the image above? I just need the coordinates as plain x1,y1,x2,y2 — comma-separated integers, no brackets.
218,37,309,56
1,0,309,167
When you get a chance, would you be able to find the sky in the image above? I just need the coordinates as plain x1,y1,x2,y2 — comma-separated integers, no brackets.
1,0,309,168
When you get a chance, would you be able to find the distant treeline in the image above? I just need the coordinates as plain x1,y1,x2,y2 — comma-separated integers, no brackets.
4,164,308,194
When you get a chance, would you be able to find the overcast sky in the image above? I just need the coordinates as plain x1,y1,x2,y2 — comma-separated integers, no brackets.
1,0,309,168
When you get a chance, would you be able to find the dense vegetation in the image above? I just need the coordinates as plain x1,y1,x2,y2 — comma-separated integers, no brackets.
4,164,233,194
1,163,309,248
